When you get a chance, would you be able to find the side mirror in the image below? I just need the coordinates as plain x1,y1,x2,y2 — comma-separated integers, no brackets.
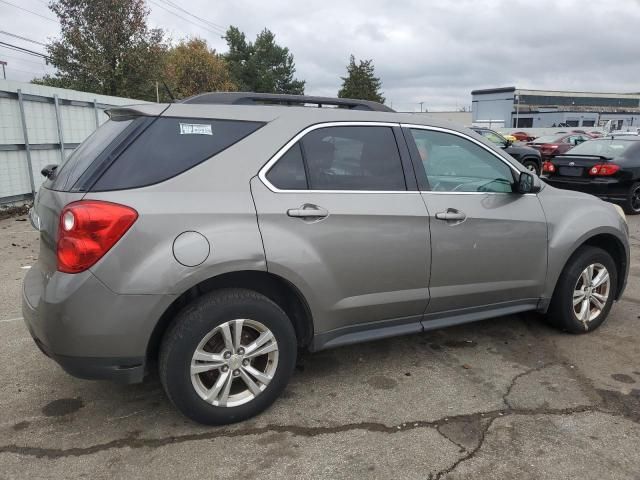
503,140,512,148
516,171,540,194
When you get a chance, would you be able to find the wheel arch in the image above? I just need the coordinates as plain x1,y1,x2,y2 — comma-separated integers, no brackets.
548,232,629,306
146,270,315,363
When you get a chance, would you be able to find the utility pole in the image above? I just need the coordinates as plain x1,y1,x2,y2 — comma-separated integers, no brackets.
419,101,424,113
156,81,159,103
0,61,6,79
514,93,520,128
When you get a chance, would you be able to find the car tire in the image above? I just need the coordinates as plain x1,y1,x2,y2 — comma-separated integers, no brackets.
522,159,541,176
622,181,640,215
546,246,617,334
159,288,297,425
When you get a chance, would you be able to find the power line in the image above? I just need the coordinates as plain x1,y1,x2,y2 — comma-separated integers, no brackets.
148,0,225,37
0,48,51,66
0,41,50,61
0,0,58,23
0,31,47,46
156,0,227,32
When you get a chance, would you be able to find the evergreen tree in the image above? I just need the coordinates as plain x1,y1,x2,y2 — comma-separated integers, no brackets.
338,55,385,103
224,26,305,94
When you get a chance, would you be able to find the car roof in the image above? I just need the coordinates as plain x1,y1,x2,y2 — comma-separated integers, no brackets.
111,102,473,133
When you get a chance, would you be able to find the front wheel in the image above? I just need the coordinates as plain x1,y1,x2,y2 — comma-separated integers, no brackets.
623,181,640,215
159,289,297,425
546,246,617,333
522,159,541,176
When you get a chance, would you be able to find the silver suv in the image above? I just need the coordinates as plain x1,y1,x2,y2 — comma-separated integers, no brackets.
23,93,630,425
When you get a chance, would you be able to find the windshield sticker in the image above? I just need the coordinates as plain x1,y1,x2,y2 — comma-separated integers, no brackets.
179,123,213,135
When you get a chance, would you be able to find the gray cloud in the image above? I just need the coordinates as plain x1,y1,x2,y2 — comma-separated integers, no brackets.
2,0,639,110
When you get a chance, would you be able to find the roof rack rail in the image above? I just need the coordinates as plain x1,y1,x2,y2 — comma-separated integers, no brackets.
181,92,395,112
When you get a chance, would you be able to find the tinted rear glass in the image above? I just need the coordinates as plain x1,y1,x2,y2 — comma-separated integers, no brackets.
47,118,133,191
565,138,637,158
266,142,307,189
91,117,264,191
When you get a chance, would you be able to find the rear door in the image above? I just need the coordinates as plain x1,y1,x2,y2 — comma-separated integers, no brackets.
404,125,548,316
251,123,431,347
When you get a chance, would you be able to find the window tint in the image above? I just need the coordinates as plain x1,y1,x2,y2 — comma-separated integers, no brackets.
48,118,134,191
92,117,264,191
266,142,307,189
300,126,406,191
410,129,514,193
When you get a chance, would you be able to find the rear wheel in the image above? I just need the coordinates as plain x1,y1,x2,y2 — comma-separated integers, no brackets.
546,246,617,333
623,181,640,215
159,288,297,425
522,159,541,176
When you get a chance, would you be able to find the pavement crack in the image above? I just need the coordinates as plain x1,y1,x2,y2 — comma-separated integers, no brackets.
502,362,555,409
0,405,605,459
430,416,497,480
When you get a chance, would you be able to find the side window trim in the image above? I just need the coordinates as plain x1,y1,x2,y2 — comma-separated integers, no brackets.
400,123,521,193
259,121,416,193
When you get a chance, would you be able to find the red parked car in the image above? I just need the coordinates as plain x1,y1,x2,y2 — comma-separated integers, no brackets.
527,133,591,160
511,131,536,142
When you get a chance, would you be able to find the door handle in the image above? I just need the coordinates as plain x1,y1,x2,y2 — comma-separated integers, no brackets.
287,204,329,219
435,209,466,222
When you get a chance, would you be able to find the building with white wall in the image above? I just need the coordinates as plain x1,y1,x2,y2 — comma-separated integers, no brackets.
471,87,640,130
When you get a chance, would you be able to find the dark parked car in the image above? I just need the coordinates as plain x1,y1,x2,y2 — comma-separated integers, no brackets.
542,136,640,214
527,133,591,160
471,127,542,174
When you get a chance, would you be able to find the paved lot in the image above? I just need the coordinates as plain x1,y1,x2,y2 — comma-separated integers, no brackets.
0,212,639,479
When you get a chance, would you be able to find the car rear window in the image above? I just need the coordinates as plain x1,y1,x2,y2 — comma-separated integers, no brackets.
90,117,264,191
531,135,564,144
565,138,636,158
46,118,135,191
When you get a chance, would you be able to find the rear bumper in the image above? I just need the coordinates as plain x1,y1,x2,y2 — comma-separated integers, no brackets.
542,177,629,201
22,265,174,384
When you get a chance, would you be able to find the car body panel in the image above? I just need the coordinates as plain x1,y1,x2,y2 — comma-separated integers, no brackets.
21,101,631,384
250,177,430,335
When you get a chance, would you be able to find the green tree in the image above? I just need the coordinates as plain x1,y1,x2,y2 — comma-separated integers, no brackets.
224,26,305,94
32,0,167,101
338,55,385,103
164,38,236,99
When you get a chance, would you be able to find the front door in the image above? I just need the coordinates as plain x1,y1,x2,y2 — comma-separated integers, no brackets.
251,124,431,346
405,126,548,315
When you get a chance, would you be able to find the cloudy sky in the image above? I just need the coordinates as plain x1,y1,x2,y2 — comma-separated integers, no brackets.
1,0,639,110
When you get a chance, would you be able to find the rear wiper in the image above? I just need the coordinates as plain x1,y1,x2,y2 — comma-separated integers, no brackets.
41,164,58,179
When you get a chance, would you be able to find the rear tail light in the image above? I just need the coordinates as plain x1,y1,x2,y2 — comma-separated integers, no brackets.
541,144,559,154
542,161,556,173
589,164,620,176
57,200,138,273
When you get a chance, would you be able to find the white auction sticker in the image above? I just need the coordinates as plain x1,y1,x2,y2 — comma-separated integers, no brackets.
179,123,213,135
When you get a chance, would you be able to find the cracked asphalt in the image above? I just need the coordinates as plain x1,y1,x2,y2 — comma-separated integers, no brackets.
1,213,639,479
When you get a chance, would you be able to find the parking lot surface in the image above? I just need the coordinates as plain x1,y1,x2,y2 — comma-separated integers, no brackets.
0,213,639,479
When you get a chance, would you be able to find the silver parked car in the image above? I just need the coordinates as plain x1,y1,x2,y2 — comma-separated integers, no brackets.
23,93,630,425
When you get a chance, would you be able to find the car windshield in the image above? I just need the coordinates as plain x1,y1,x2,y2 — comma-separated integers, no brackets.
532,135,563,144
481,131,506,145
566,138,635,158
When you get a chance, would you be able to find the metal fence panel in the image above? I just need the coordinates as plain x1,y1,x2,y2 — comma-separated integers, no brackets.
0,79,148,204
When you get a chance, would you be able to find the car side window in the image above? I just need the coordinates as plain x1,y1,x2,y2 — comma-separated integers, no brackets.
410,129,514,193
301,126,406,191
266,142,308,190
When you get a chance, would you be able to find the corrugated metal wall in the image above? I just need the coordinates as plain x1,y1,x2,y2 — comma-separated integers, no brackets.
0,80,148,204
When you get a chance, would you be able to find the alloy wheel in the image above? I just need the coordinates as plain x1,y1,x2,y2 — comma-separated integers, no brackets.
572,263,611,328
190,319,279,407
